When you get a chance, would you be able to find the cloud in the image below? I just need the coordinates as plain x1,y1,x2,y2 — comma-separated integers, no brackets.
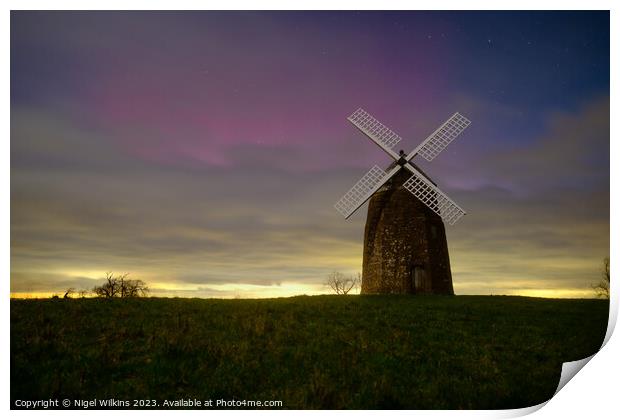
10,93,609,297
11,33,609,302
442,95,607,192
444,96,609,294
485,96,608,192
10,106,366,294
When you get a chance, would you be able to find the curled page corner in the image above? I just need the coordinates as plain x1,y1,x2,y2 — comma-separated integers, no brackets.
506,357,598,420
552,295,616,398
554,355,595,396
509,348,602,417
510,297,616,416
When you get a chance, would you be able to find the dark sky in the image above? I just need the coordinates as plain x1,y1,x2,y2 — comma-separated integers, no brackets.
11,11,609,297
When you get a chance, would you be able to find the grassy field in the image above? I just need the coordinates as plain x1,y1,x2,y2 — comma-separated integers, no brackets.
11,295,608,409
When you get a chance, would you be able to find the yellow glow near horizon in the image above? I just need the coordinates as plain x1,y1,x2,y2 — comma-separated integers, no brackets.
9,264,603,300
10,292,68,299
10,282,330,299
148,282,329,299
10,285,601,300
504,289,600,299
10,260,604,300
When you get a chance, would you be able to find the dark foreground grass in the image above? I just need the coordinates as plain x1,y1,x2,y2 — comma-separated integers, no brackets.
11,295,608,409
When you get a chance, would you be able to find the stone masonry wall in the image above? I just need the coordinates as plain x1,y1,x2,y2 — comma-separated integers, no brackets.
361,168,454,295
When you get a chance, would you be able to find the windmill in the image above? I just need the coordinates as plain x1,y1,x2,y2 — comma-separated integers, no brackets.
334,108,471,295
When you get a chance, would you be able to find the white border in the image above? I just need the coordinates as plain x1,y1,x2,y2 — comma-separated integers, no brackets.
3,2,617,419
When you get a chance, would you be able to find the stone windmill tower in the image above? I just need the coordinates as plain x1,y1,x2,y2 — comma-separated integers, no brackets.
334,109,470,295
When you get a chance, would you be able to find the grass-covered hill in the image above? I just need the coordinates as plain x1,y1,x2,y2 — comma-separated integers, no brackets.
11,295,608,409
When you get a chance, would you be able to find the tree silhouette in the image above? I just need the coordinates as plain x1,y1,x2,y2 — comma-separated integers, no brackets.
93,272,149,298
592,257,610,299
326,271,360,295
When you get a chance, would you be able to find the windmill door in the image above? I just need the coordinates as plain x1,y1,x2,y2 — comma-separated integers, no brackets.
413,266,429,293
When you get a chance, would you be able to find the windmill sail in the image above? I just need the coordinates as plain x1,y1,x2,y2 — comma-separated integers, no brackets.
402,168,466,225
335,165,399,219
408,113,471,161
348,108,401,159
338,107,470,225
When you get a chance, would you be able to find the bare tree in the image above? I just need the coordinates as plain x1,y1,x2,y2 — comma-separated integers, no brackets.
93,272,119,298
93,272,149,298
78,289,89,298
326,271,360,295
120,278,149,297
63,288,75,299
592,257,610,299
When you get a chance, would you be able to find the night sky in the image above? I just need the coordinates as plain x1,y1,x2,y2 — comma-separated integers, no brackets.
11,11,609,298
